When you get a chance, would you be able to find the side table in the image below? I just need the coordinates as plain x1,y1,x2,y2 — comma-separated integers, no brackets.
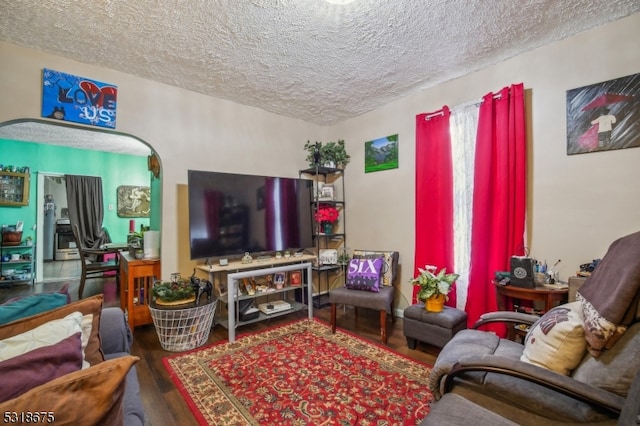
119,253,161,329
494,281,568,312
494,281,568,340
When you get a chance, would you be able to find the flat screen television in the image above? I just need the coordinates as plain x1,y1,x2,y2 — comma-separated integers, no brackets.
187,169,314,261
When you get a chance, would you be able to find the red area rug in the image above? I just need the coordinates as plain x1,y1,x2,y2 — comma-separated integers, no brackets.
164,318,433,425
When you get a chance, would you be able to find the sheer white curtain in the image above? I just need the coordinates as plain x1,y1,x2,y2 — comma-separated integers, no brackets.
450,103,479,310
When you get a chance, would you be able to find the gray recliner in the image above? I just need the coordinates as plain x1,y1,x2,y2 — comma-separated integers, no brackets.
423,367,640,425
424,230,640,425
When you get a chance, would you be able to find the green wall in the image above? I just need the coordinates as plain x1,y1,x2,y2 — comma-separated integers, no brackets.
0,139,151,243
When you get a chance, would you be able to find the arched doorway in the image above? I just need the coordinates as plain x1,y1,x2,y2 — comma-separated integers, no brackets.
0,118,162,283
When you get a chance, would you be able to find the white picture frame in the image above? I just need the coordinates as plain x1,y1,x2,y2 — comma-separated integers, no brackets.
318,184,334,201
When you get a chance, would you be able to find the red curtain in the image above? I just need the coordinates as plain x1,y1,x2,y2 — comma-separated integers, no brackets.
414,107,456,306
465,83,527,333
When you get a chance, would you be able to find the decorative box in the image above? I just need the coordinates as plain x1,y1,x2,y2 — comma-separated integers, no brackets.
319,249,338,265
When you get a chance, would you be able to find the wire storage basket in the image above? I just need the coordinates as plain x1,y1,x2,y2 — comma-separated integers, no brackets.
149,300,217,352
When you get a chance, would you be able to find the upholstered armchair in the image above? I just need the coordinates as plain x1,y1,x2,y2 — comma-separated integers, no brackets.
330,250,399,344
425,230,640,425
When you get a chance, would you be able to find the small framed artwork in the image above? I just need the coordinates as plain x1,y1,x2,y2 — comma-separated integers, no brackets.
289,270,302,287
365,134,399,173
117,185,151,218
274,272,286,289
318,184,334,201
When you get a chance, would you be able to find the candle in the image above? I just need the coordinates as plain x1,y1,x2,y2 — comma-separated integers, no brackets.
129,220,135,233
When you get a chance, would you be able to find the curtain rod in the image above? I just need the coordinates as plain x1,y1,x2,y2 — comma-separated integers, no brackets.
424,89,506,120
424,110,444,120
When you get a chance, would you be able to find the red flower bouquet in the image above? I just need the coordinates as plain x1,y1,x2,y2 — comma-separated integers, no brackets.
314,204,339,223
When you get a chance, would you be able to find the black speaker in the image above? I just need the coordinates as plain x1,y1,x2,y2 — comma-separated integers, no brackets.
510,256,534,288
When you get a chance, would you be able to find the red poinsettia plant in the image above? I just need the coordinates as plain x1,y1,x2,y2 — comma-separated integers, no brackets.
314,204,339,223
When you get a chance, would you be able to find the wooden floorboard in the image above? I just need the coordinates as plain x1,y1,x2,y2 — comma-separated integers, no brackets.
0,279,441,426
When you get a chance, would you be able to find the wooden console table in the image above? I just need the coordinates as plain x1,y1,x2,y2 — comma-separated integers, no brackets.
119,253,161,329
494,281,569,341
494,281,569,313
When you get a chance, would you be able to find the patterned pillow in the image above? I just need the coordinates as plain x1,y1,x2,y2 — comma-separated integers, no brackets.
353,250,396,286
520,301,587,375
345,257,383,292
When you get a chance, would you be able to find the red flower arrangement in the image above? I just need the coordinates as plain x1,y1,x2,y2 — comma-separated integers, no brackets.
314,204,339,223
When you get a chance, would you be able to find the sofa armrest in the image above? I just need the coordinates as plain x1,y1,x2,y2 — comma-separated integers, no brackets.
442,354,625,415
100,307,132,355
472,311,540,329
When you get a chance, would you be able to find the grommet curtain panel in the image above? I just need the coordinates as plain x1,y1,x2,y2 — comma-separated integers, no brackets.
414,83,527,336
414,106,456,307
466,84,527,333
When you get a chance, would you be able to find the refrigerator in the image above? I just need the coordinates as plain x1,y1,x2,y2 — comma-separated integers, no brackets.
43,195,56,261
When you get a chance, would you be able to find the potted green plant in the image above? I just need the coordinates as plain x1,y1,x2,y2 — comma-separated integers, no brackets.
410,265,459,312
304,139,350,169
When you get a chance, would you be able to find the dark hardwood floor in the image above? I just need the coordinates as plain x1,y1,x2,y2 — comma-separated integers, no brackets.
1,275,440,426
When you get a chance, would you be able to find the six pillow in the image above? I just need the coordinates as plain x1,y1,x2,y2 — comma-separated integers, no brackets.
353,250,395,286
0,332,83,402
520,301,587,375
345,257,384,292
0,295,105,365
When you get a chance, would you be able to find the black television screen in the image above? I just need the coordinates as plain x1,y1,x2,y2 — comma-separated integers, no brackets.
187,169,314,260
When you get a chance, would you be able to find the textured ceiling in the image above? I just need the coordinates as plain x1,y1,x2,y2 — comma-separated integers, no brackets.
0,120,152,156
1,0,639,128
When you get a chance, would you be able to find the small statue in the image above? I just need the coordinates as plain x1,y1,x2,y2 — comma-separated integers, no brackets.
241,252,253,264
190,268,213,305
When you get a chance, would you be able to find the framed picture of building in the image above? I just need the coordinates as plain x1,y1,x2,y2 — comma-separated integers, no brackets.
566,72,640,155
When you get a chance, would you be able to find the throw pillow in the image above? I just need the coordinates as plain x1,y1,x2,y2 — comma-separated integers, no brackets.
345,257,383,292
0,332,83,402
0,355,139,425
0,292,69,325
520,301,587,375
0,295,105,365
2,283,71,305
353,250,397,286
0,311,83,362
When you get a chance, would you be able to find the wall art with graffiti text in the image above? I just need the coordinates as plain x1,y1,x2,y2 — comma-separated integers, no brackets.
41,68,118,129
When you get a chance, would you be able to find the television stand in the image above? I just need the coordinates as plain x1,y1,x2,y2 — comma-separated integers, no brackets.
198,255,315,342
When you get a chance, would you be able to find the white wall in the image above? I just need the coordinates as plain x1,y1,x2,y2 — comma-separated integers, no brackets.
331,13,640,306
0,41,324,277
1,13,639,308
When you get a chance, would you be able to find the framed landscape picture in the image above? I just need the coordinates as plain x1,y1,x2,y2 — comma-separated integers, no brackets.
365,134,399,173
566,72,640,155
